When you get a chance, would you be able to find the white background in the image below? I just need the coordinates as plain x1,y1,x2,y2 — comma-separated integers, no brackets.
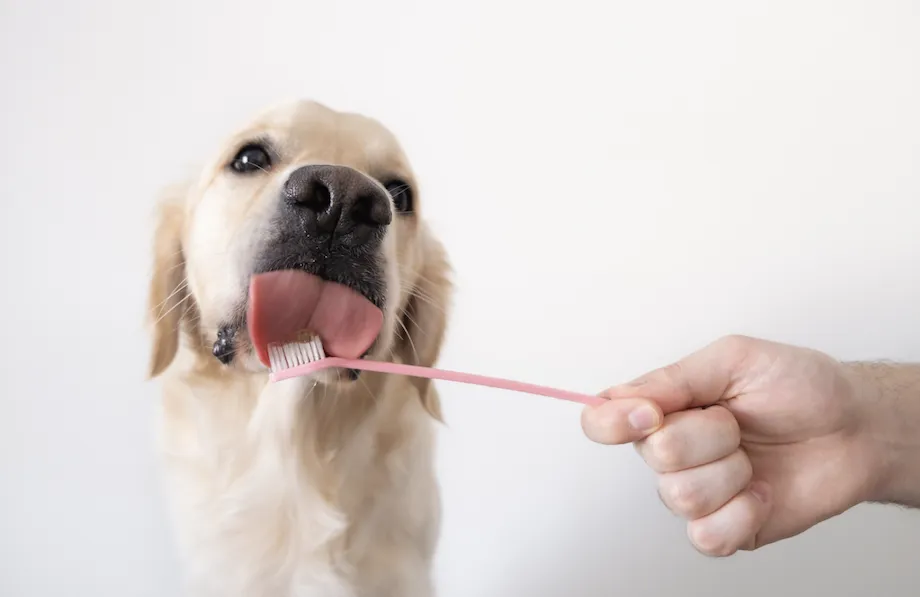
2,0,919,595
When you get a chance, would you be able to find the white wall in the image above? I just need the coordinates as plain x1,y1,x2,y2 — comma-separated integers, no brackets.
2,0,919,595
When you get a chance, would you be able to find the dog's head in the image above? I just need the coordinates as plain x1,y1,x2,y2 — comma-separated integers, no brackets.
146,100,451,413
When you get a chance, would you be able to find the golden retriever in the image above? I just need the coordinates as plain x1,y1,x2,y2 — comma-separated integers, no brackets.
146,99,452,597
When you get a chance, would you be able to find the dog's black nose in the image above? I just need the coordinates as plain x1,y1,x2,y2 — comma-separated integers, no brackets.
283,165,392,242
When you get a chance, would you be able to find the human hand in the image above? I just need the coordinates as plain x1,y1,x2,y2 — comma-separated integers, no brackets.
582,336,908,556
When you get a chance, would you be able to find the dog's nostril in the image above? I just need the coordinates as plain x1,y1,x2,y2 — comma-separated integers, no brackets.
351,193,393,228
284,176,332,212
305,182,332,212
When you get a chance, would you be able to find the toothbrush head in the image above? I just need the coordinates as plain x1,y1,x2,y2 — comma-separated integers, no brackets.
266,332,326,375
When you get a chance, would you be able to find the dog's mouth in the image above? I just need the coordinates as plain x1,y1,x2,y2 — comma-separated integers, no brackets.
246,270,384,368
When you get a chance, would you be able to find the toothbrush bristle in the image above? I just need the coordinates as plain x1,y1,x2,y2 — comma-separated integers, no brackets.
267,333,326,373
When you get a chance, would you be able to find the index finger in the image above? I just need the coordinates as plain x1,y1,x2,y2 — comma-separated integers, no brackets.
605,335,752,415
582,336,752,445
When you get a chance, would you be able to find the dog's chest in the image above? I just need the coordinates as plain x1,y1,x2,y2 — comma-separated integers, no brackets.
157,372,436,597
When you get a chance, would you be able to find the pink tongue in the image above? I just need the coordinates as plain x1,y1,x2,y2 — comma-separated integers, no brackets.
248,270,383,367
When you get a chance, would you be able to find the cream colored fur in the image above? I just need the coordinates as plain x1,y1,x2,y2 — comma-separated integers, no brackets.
146,100,452,597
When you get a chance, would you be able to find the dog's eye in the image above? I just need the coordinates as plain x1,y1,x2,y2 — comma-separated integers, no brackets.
384,180,413,214
230,144,272,174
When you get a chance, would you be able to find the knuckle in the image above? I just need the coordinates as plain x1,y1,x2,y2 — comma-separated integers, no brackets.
661,361,685,383
661,477,707,519
708,405,741,438
714,334,754,356
688,522,737,558
660,361,693,398
733,450,754,484
707,541,739,558
695,406,741,454
646,428,685,471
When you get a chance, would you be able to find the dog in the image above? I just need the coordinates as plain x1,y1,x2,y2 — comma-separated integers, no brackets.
145,100,452,597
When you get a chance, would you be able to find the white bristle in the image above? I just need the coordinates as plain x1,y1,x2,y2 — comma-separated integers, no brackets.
268,345,280,370
268,334,326,373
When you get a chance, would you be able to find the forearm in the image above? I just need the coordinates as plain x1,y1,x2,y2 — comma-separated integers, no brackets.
846,361,920,508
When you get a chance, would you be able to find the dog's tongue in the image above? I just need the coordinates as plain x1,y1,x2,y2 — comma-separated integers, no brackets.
248,270,383,367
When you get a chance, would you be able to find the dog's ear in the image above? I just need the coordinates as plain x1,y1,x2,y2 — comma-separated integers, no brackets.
396,230,452,421
146,184,190,379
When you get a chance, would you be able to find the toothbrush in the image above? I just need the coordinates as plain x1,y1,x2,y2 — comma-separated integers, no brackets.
266,334,606,407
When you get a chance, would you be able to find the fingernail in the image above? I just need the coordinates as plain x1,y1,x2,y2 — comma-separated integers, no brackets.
628,405,660,433
749,481,771,504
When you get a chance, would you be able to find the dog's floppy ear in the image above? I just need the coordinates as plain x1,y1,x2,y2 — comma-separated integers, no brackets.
396,230,453,421
146,183,190,379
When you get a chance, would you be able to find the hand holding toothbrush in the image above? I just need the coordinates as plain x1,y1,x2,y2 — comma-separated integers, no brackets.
581,335,920,557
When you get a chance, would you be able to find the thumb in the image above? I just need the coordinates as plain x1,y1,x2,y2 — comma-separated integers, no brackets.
608,336,752,414
581,397,664,444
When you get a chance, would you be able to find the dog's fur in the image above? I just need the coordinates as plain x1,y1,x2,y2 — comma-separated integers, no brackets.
146,100,452,597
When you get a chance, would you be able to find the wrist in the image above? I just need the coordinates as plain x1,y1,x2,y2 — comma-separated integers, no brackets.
846,362,920,507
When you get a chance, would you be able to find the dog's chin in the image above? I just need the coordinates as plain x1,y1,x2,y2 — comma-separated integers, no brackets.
309,368,361,390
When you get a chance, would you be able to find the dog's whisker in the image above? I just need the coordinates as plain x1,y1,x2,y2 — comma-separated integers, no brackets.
357,375,379,405
394,285,447,320
395,264,444,285
385,183,410,198
153,292,193,325
405,285,439,304
153,278,190,316
396,316,421,365
401,308,426,339
162,260,187,275
396,277,436,297
399,287,447,316
154,247,185,265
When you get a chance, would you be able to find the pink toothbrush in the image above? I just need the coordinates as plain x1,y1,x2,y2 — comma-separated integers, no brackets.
266,335,605,407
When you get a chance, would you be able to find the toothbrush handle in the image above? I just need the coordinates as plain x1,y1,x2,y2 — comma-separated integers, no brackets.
271,357,606,407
